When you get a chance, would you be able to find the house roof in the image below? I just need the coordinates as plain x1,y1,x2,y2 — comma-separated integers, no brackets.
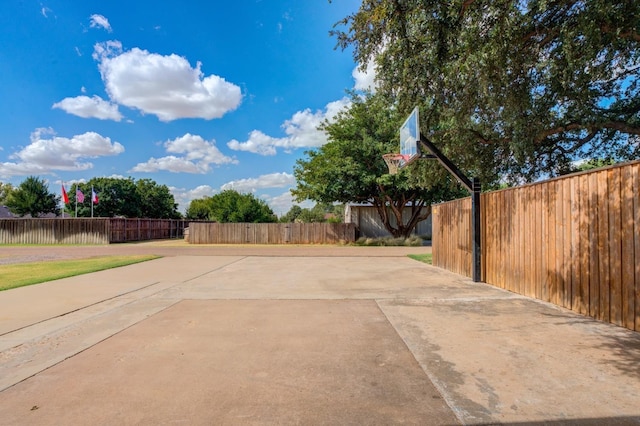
0,206,16,218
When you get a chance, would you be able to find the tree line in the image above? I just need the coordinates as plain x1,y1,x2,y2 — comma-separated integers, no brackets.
1,176,180,219
0,177,344,223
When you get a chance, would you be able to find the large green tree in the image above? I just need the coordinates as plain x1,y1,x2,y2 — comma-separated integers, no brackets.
6,176,59,217
135,179,181,218
69,177,181,218
292,92,464,237
333,0,640,183
186,190,277,223
185,198,211,220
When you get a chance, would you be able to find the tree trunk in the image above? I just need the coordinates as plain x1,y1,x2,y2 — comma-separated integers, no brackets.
372,197,431,238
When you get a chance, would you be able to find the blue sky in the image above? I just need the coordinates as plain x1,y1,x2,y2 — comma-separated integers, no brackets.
0,0,375,215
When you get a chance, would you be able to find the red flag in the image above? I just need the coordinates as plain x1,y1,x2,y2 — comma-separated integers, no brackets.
61,185,69,204
92,188,99,204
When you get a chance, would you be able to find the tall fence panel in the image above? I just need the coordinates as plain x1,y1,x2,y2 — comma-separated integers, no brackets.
188,222,357,244
432,160,640,332
432,198,472,277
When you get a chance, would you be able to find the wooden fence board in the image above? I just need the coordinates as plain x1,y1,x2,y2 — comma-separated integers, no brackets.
634,164,640,331
187,222,356,245
577,174,590,315
587,173,599,319
608,168,623,326
562,178,572,309
596,172,610,322
432,160,640,332
621,165,636,330
554,180,564,306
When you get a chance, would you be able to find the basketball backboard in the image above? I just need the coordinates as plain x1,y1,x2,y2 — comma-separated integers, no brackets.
399,106,420,167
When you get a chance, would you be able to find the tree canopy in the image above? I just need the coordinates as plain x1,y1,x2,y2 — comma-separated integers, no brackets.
0,182,13,205
67,177,181,218
6,176,59,217
292,92,464,237
186,190,277,223
279,203,344,223
333,0,640,183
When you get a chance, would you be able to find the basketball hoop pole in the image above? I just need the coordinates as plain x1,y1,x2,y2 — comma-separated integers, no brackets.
419,135,482,283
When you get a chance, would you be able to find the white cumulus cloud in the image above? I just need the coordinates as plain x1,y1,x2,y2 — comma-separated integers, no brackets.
262,191,314,216
220,172,295,192
227,98,350,155
52,95,123,121
0,128,124,178
89,14,112,32
130,133,237,174
169,184,216,213
353,61,377,92
93,41,242,122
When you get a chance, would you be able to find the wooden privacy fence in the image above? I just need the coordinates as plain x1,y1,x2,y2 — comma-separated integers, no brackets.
188,222,357,244
109,218,188,243
0,218,189,244
432,160,640,332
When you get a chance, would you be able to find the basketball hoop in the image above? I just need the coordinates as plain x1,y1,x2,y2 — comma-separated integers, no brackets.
382,153,407,175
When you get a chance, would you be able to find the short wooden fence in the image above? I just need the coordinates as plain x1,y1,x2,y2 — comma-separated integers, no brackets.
432,160,640,332
0,218,189,244
188,222,357,244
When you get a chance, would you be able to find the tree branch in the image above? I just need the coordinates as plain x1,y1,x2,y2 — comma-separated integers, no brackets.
460,0,477,17
600,25,640,42
536,121,640,143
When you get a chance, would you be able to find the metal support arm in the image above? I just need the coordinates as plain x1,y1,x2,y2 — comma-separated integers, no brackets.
419,134,482,282
419,135,472,192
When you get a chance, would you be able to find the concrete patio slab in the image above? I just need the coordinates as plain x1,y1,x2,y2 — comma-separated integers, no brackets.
1,245,639,425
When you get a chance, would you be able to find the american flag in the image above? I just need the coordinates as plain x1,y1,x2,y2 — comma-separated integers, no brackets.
76,188,85,203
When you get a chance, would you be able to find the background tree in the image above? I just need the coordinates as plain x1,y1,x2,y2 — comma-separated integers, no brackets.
6,176,59,217
135,179,181,218
572,158,617,173
292,92,464,238
185,198,211,220
280,203,344,223
334,0,640,184
70,177,181,218
0,182,14,205
280,205,303,223
186,190,277,223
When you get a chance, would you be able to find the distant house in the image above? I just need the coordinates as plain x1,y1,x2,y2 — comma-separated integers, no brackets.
0,206,16,218
344,204,432,238
0,206,71,218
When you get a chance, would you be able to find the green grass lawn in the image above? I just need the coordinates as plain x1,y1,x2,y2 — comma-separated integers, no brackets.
0,255,160,291
408,253,432,264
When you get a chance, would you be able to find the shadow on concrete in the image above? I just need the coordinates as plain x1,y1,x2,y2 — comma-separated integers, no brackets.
540,310,640,380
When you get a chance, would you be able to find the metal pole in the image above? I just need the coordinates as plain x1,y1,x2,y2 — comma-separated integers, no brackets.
419,134,482,282
471,178,482,282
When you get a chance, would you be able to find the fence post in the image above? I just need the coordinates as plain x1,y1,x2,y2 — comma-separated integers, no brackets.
472,178,482,282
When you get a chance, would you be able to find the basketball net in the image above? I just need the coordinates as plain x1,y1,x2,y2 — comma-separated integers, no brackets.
382,153,408,175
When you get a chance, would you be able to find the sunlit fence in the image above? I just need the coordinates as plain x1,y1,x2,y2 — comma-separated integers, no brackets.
432,160,640,332
187,222,357,244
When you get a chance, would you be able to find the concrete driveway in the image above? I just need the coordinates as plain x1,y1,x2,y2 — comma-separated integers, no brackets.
0,244,639,425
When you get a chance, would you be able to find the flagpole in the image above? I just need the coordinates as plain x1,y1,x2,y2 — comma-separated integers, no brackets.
91,186,94,218
61,181,64,219
75,184,78,218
